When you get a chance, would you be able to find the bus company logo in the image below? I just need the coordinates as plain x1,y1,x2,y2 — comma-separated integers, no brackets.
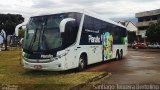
88,35,100,43
41,54,53,58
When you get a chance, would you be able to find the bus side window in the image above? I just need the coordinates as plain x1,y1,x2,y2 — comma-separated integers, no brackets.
83,16,94,30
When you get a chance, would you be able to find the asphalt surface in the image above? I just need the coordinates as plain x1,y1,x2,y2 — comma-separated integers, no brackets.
85,49,160,84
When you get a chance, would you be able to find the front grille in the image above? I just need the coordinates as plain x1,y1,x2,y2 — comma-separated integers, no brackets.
24,57,53,63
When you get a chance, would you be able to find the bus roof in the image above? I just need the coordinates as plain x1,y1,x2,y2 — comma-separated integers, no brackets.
32,9,126,28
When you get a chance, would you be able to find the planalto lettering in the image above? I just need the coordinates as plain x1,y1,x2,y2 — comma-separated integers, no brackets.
41,55,53,58
88,35,100,43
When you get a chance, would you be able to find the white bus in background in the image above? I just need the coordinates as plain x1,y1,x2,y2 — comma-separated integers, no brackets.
22,10,127,71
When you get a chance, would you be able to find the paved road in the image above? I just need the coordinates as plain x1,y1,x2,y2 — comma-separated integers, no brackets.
85,50,160,84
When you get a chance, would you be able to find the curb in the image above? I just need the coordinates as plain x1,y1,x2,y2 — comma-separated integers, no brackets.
70,72,111,90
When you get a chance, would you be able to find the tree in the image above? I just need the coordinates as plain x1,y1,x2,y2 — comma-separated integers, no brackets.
146,20,160,43
0,14,24,50
127,31,136,44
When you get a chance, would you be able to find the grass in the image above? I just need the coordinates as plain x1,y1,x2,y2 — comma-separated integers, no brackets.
0,49,105,90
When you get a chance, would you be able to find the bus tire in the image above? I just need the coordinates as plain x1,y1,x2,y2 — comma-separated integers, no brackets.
116,50,120,60
120,49,123,59
78,54,87,71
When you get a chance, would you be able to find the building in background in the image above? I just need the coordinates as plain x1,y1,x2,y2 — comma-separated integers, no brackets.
135,9,160,43
118,21,138,45
118,21,138,32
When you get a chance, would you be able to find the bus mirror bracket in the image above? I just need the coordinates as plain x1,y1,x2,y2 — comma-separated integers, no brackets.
60,18,75,33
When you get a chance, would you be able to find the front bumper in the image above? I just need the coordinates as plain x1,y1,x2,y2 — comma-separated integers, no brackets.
22,57,66,71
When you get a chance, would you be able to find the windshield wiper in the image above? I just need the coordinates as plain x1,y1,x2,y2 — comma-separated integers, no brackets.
28,28,38,50
40,28,46,50
38,24,45,51
39,22,50,51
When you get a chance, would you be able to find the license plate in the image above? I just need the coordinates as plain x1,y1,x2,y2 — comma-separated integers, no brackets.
34,65,42,70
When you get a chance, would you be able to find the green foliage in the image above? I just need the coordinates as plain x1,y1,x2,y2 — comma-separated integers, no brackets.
0,14,24,35
146,20,160,43
127,31,136,43
0,14,24,50
0,50,103,90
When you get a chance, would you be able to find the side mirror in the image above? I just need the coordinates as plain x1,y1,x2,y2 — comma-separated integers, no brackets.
59,18,75,33
15,23,27,36
22,25,26,30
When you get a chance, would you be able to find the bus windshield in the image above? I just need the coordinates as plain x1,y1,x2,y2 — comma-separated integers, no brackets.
23,14,67,52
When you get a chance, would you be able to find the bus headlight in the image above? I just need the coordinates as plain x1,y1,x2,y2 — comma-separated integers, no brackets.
57,52,67,58
57,50,69,58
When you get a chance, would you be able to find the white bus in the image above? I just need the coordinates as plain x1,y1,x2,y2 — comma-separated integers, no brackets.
22,10,127,71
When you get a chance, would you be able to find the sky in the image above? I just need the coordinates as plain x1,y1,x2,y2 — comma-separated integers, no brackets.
0,0,160,43
0,0,160,18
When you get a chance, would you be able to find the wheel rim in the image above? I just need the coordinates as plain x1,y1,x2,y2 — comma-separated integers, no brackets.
116,53,119,60
79,58,84,69
120,51,123,59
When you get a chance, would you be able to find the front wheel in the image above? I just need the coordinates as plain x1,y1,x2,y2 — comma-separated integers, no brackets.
78,56,86,71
